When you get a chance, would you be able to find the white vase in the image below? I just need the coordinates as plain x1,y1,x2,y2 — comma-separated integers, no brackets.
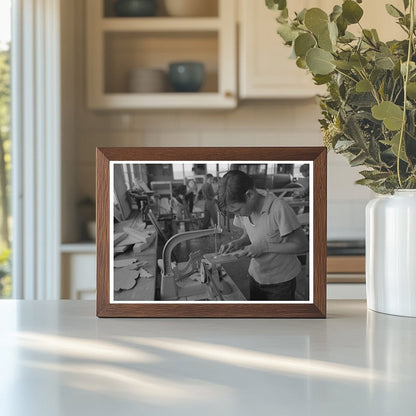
366,190,416,317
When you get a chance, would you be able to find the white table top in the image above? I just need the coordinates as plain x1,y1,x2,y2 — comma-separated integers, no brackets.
1,300,415,416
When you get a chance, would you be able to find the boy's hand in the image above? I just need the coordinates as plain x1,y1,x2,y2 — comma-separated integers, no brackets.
219,240,242,254
242,242,267,258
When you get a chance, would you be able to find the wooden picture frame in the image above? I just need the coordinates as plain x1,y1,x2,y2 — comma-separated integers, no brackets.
96,147,327,317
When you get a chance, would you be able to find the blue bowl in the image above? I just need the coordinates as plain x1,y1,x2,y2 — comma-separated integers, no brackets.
114,0,157,17
168,62,205,93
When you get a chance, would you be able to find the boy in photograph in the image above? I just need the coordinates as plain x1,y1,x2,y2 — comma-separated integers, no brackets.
218,170,308,300
200,173,218,229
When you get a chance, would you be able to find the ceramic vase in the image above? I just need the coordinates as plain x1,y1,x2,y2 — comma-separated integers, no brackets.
366,190,416,317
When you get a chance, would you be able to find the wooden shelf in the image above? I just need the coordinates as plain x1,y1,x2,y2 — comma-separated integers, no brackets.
61,243,96,253
327,256,365,283
327,256,365,274
101,17,221,32
89,92,235,110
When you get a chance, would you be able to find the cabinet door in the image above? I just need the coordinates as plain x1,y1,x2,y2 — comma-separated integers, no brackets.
239,0,326,99
239,0,404,99
62,253,96,300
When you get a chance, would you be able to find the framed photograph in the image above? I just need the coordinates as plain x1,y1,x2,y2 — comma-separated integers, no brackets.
96,147,327,317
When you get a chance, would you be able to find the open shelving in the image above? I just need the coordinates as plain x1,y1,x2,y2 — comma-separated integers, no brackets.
86,0,237,109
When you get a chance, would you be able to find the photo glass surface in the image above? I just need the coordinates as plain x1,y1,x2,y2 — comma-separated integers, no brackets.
110,161,313,304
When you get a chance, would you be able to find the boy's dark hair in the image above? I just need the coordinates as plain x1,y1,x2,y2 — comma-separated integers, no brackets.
218,170,254,214
300,164,309,174
206,173,214,179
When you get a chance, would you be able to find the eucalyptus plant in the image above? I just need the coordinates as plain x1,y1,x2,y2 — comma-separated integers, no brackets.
266,0,416,193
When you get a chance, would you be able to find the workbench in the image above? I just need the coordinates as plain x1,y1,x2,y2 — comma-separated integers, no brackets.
1,300,415,415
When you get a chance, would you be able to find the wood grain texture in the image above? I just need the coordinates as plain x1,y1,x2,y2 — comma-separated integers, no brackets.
327,256,365,274
96,147,327,318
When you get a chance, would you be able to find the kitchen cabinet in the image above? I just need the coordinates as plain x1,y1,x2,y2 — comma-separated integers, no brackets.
238,0,404,99
327,255,366,299
86,0,237,109
238,0,325,99
61,246,96,300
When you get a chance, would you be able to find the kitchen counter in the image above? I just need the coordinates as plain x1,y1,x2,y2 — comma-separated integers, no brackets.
1,300,415,415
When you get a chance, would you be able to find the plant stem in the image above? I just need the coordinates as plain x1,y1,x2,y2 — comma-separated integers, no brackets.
334,68,358,84
358,69,381,104
397,0,415,188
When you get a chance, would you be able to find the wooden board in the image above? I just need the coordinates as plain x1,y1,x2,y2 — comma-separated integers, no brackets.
203,251,244,265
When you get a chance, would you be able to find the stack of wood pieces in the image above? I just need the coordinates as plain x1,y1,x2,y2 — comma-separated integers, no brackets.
114,259,153,291
114,221,156,255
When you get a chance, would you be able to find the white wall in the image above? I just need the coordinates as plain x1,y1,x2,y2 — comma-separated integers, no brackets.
61,0,375,243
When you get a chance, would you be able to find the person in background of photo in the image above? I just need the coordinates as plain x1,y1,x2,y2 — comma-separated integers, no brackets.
201,173,218,229
212,176,219,194
218,170,308,301
185,179,197,213
297,164,310,199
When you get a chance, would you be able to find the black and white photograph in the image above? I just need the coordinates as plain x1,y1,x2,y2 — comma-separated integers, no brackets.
110,161,312,303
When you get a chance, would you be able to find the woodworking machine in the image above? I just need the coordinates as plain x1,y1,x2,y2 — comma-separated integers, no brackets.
160,225,235,300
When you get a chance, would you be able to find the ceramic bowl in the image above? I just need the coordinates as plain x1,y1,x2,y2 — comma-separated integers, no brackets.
168,62,205,92
114,0,158,17
128,68,167,93
164,0,217,17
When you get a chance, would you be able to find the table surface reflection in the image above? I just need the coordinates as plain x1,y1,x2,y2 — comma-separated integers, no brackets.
0,300,415,416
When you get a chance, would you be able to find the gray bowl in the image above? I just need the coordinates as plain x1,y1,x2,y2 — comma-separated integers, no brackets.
114,0,157,17
168,62,205,93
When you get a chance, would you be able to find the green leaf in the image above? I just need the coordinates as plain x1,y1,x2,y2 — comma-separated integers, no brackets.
360,170,391,180
371,29,380,42
276,14,287,24
336,15,348,36
304,8,329,35
330,5,343,22
306,48,335,75
350,54,368,70
355,178,378,186
372,101,404,131
328,21,338,45
369,136,382,163
401,61,416,76
348,92,377,107
363,29,376,46
407,82,416,99
344,114,367,147
403,0,410,10
334,140,355,152
277,23,299,43
342,0,364,24
296,8,307,23
375,55,395,70
339,31,356,43
385,4,404,18
350,152,368,167
294,33,316,58
378,78,386,100
393,60,402,79
313,74,332,85
318,27,334,52
356,79,372,92
389,132,409,162
266,0,287,11
296,57,308,69
333,60,353,70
